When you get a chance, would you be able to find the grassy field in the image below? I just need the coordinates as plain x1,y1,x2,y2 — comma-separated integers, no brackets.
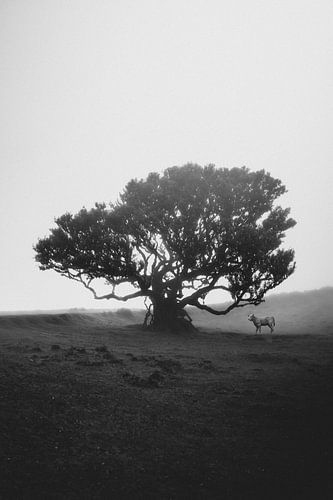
0,289,333,499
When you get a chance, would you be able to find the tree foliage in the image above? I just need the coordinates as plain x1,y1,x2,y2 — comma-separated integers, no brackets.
35,164,296,329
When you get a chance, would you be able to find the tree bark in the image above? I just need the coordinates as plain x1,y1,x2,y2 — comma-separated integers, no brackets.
146,297,194,331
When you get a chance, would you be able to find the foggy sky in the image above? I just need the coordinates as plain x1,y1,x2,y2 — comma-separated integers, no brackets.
1,0,332,311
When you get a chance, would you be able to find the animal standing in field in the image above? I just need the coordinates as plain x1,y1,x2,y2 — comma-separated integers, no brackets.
248,313,275,334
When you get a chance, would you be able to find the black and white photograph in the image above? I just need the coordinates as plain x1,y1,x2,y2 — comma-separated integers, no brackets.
1,1,332,498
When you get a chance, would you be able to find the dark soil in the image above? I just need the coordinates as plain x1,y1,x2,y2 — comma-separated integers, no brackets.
0,313,332,499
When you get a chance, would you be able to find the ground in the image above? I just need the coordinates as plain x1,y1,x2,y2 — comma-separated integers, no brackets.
0,306,332,499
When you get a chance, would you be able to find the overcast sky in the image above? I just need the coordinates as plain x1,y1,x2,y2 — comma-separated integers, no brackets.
1,0,332,311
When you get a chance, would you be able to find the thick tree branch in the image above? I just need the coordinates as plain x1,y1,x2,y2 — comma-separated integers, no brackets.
191,299,259,316
179,281,230,308
79,277,151,301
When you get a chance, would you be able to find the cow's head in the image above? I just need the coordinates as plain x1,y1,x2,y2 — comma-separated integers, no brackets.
248,313,254,321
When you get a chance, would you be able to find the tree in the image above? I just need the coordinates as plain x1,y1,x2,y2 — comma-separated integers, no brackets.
34,164,296,330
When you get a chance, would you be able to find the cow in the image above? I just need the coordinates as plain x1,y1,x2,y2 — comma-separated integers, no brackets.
248,313,275,334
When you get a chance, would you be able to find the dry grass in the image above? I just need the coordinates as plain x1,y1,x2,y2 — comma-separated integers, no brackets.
0,289,333,499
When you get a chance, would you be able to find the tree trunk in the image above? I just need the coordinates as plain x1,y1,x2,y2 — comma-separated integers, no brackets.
145,297,194,332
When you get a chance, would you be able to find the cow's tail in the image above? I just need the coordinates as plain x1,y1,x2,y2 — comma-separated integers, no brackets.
273,317,276,327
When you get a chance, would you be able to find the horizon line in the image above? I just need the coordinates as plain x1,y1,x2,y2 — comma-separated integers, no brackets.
1,286,332,315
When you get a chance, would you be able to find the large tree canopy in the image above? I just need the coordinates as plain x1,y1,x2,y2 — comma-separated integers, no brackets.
35,164,296,329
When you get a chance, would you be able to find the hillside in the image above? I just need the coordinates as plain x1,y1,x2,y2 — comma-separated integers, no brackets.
1,287,332,338
189,287,333,335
